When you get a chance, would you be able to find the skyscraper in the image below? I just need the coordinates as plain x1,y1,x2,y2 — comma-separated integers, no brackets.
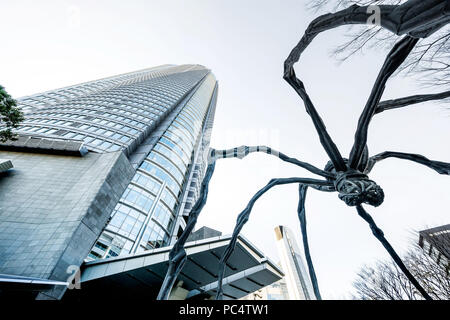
0,64,218,298
0,65,282,300
85,66,218,260
274,225,316,300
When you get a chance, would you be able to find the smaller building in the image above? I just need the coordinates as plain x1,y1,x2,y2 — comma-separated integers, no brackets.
62,226,283,300
274,225,316,300
241,277,289,300
419,224,450,274
242,225,316,300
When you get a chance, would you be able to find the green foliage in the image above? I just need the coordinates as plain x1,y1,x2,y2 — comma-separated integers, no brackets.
0,85,24,142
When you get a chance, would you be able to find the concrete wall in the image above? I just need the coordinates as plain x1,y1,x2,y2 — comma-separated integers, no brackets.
0,150,134,299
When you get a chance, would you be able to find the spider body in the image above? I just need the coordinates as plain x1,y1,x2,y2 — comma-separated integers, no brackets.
335,171,384,207
324,160,385,207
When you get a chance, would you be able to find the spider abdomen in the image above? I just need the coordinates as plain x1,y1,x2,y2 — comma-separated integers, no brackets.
334,170,384,207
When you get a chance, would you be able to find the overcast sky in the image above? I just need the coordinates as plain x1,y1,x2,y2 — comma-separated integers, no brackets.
1,0,449,299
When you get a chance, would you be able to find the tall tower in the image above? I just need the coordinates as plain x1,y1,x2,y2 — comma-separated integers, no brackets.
0,65,218,299
274,225,316,300
87,67,218,259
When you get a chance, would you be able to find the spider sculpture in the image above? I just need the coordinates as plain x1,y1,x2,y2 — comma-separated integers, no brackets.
158,0,450,300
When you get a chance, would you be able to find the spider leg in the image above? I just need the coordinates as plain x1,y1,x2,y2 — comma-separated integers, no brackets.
158,147,334,300
297,184,322,300
157,162,216,300
365,151,450,175
282,1,448,172
215,177,333,300
211,146,334,179
356,205,432,300
348,36,418,169
283,68,347,172
357,146,370,173
375,90,450,115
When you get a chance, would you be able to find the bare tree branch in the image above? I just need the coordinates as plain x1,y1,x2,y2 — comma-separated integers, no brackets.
308,0,450,88
353,236,450,300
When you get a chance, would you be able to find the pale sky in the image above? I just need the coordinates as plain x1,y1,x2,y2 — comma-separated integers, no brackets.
1,0,449,299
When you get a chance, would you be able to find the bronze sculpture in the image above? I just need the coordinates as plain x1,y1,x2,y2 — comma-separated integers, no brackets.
158,0,450,300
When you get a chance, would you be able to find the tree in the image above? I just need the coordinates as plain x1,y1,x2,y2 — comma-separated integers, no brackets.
0,85,24,142
353,241,450,300
307,0,450,103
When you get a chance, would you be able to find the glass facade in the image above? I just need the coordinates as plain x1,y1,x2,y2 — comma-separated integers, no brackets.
4,64,217,262
87,73,217,260
12,65,210,156
89,74,216,259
